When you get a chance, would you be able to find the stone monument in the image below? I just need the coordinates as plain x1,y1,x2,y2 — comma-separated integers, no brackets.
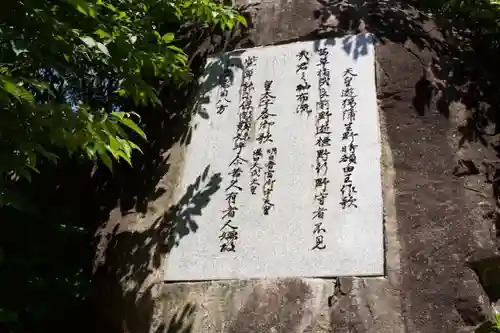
164,35,383,281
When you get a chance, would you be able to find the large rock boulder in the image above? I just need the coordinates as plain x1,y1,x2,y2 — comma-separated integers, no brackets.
92,1,500,332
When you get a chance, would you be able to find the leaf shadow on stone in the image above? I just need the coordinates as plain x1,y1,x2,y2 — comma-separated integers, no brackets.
310,0,500,330
86,8,258,333
324,0,500,152
175,3,257,129
191,51,246,121
93,166,221,333
93,4,255,217
0,5,256,333
151,303,197,333
311,0,443,60
158,303,197,333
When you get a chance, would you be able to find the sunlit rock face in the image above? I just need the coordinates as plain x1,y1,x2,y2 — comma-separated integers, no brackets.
94,1,500,332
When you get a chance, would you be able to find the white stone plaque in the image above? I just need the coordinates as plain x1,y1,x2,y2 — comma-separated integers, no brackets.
164,34,383,281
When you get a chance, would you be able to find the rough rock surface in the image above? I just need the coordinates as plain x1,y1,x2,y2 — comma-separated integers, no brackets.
92,0,500,332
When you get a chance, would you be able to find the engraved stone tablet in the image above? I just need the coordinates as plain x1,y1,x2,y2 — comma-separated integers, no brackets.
164,34,383,281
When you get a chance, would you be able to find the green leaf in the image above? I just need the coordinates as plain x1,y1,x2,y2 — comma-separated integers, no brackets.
94,29,111,39
96,42,110,56
2,79,35,103
225,20,234,30
0,0,244,211
236,15,247,27
115,117,146,140
16,167,32,182
34,145,59,164
69,0,96,17
162,33,175,44
115,144,133,166
107,136,120,158
96,144,113,171
127,140,143,154
167,45,184,53
79,36,97,48
116,11,128,20
98,1,118,12
26,151,39,172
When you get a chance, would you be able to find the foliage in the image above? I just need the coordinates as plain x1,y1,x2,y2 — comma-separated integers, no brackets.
475,314,500,333
0,0,245,332
0,0,245,209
